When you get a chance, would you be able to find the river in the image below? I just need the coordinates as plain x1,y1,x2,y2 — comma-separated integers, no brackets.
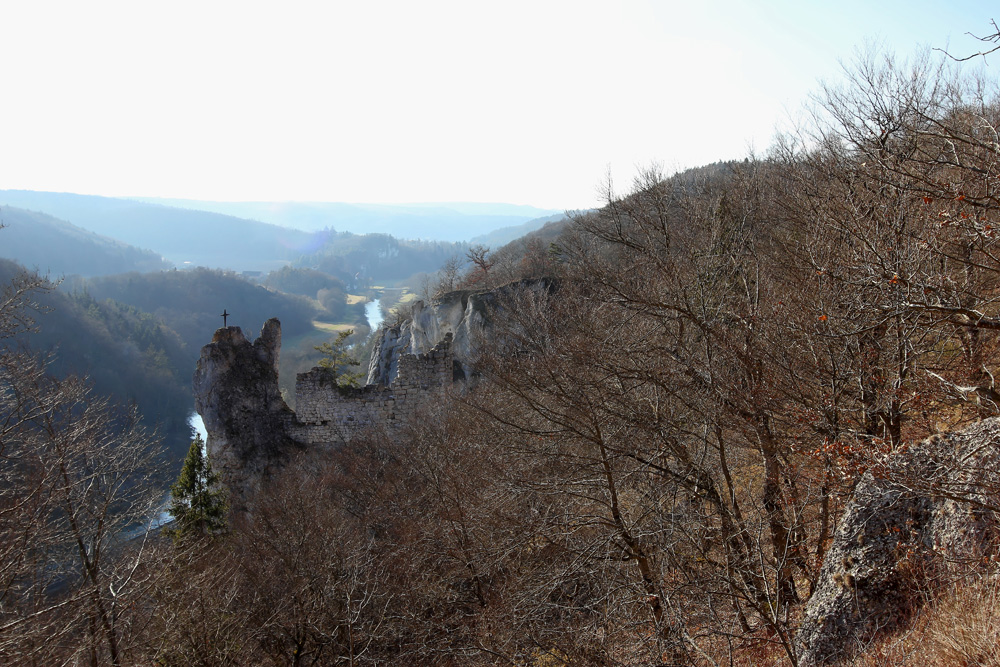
136,413,207,535
366,298,383,331
189,411,208,442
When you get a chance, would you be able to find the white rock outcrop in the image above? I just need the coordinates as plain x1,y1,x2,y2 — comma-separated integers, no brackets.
366,290,488,387
366,279,556,387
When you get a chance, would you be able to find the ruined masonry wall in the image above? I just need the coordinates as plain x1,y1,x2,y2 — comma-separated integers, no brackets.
291,333,453,446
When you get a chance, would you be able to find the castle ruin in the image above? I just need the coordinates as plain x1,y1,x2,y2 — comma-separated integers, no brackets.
193,318,456,507
291,332,454,445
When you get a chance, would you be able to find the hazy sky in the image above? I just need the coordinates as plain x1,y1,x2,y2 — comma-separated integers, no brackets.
1,1,997,210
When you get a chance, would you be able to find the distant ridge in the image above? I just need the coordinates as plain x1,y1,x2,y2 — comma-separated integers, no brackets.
469,213,569,248
129,197,562,241
0,205,170,277
0,190,315,272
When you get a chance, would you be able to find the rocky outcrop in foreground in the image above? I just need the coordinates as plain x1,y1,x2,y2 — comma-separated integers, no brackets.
797,418,1000,665
192,319,300,509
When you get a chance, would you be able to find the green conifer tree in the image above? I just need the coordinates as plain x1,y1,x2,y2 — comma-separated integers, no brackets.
314,328,363,389
167,434,227,542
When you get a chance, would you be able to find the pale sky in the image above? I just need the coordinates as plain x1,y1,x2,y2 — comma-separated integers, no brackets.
1,1,996,210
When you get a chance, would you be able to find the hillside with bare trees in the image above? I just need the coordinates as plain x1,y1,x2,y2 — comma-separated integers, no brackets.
6,40,1000,665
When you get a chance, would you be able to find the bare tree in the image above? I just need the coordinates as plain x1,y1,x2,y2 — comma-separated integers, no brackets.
937,20,1000,62
432,255,464,298
0,264,163,666
461,245,494,288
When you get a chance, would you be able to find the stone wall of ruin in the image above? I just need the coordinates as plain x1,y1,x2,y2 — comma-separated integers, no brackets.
291,333,454,446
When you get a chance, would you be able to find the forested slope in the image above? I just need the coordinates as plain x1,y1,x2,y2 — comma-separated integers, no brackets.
0,191,315,271
0,258,191,462
292,230,467,286
83,268,318,350
0,205,170,276
0,259,327,465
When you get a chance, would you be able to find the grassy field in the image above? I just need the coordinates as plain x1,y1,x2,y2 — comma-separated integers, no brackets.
379,287,420,307
312,321,357,333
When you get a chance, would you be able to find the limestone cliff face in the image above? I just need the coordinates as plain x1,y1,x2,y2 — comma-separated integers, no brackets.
797,418,1000,665
367,290,484,386
367,279,556,387
193,319,300,509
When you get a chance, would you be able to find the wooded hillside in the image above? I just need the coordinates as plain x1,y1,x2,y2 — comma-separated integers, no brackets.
4,45,1000,666
154,49,1000,665
0,205,170,276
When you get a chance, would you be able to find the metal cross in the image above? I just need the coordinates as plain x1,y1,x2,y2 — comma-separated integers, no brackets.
221,309,230,327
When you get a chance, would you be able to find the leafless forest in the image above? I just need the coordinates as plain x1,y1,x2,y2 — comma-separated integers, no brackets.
6,47,1000,665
